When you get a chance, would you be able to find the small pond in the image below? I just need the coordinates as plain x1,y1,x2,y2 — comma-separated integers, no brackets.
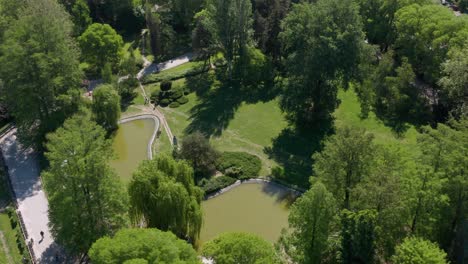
110,118,156,182
200,182,295,243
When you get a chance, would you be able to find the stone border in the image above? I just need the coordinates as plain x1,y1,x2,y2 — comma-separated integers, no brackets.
118,114,160,160
204,178,304,200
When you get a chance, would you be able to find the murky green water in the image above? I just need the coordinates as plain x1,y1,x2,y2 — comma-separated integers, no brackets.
200,182,294,243
110,119,155,182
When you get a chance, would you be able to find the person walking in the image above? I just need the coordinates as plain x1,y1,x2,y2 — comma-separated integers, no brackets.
40,231,44,239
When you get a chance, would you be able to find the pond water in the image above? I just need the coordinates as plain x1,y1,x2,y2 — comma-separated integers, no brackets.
110,119,156,182
200,182,294,243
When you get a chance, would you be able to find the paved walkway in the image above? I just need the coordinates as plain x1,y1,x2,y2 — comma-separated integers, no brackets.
0,131,60,263
137,52,193,79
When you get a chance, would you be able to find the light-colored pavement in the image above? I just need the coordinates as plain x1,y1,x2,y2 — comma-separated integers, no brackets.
0,131,59,263
137,52,193,79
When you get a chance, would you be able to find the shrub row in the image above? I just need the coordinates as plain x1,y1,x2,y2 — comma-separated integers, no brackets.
142,63,209,84
216,152,261,180
199,176,237,194
150,81,189,108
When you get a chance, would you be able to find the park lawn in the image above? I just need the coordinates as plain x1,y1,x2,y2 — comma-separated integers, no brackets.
159,86,287,176
154,129,173,155
334,88,420,156
0,213,25,263
159,61,200,76
158,80,421,179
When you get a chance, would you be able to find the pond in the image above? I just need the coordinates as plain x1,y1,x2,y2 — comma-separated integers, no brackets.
200,182,294,243
110,118,156,182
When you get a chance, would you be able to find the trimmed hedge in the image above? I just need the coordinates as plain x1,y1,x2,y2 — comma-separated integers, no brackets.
142,63,208,84
217,152,261,180
169,102,180,108
177,96,189,105
199,176,237,194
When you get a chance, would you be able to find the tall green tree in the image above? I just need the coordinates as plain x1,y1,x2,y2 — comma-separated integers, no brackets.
42,112,129,255
439,43,468,117
79,23,124,73
204,0,254,77
341,209,378,264
353,145,409,258
392,237,448,264
395,3,468,84
312,127,375,209
179,132,220,179
417,119,467,259
202,232,281,264
89,228,200,264
0,0,82,147
128,154,203,242
280,0,365,126
279,182,336,264
92,84,121,132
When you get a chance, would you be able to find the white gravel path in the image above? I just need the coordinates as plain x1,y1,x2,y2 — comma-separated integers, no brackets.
0,131,61,263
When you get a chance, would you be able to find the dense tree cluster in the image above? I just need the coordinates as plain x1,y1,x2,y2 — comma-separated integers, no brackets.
0,0,466,262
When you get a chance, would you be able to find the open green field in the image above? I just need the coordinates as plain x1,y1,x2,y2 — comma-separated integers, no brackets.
0,168,27,263
151,78,421,183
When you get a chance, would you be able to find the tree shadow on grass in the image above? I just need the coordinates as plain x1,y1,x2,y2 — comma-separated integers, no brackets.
264,119,334,188
184,70,281,137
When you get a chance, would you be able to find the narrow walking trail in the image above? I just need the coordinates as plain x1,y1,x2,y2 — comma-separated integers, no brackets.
136,54,192,147
0,231,13,264
0,131,61,263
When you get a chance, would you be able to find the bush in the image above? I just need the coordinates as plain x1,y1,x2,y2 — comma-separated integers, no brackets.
199,176,237,194
160,80,172,91
169,102,180,108
217,152,261,180
177,96,189,105
141,63,209,84
224,166,243,178
160,98,170,106
170,88,183,100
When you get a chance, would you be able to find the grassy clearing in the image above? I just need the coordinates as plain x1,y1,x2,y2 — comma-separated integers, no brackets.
334,88,419,155
0,213,25,263
157,79,421,184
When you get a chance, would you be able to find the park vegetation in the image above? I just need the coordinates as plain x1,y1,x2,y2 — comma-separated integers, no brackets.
0,0,466,263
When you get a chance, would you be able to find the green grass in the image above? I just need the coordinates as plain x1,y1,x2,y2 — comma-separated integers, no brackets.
0,213,25,263
334,88,419,155
159,61,200,76
157,79,421,183
159,86,287,176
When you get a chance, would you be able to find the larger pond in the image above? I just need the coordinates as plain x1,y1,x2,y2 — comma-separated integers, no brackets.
110,118,156,182
200,182,294,243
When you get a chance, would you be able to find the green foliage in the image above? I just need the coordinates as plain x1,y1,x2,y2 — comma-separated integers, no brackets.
392,237,448,264
117,77,138,100
92,84,121,132
198,176,237,194
395,4,468,84
179,132,220,178
341,209,378,264
79,23,124,73
234,46,272,86
142,63,208,84
128,154,203,242
0,0,82,148
217,152,261,180
439,44,468,116
42,112,129,254
161,80,173,91
202,232,281,264
280,0,365,126
313,126,375,209
203,0,254,76
101,63,114,83
177,96,189,105
279,182,336,264
169,102,180,108
89,228,200,264
70,0,92,36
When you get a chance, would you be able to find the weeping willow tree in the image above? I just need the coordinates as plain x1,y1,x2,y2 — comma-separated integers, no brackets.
128,154,203,243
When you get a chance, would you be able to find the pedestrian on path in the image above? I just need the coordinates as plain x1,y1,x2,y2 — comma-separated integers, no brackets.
40,231,44,238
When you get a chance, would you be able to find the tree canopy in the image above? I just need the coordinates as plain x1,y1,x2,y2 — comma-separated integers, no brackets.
128,154,203,242
179,132,220,179
280,0,365,127
0,0,82,147
202,232,281,264
89,228,200,264
79,23,124,73
42,112,128,255
92,84,121,132
392,237,448,264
